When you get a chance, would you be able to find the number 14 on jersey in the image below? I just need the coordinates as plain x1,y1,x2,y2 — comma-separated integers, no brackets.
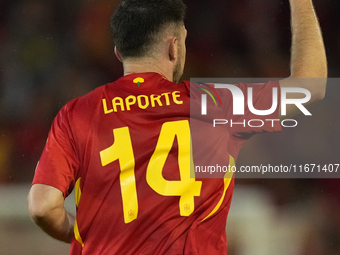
100,120,202,224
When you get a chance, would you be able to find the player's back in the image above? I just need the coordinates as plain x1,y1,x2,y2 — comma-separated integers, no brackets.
64,72,234,254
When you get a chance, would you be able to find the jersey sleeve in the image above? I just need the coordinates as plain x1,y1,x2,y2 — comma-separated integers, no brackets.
227,81,282,140
32,103,80,198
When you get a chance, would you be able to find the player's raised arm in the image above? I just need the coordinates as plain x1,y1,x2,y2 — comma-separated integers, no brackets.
279,0,327,118
28,184,75,243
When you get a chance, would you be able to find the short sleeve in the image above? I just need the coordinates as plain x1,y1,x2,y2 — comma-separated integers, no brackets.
32,104,80,198
226,81,282,140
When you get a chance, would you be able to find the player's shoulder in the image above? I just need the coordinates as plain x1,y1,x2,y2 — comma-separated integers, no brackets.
66,82,112,108
181,80,218,98
57,83,110,121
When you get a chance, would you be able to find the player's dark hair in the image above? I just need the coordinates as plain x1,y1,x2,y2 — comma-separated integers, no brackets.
110,0,186,59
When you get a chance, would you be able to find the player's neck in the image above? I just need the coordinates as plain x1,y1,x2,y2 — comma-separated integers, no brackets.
123,58,173,82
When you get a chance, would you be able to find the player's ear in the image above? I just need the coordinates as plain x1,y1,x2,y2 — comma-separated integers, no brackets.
114,46,123,63
169,37,178,62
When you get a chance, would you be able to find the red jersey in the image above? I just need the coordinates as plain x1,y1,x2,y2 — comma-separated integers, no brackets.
32,72,281,254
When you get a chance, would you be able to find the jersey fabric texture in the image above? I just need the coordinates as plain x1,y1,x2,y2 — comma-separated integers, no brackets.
32,72,281,255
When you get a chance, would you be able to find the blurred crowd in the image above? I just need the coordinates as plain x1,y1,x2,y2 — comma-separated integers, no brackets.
0,0,340,254
0,0,120,182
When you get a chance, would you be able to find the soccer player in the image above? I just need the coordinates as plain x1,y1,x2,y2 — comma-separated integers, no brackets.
28,0,326,254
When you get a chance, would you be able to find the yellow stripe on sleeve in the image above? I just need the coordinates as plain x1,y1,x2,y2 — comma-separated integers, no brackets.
75,178,81,207
73,178,84,247
201,155,235,222
74,219,84,248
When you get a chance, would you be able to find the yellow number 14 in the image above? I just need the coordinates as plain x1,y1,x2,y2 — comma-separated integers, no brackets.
100,120,202,224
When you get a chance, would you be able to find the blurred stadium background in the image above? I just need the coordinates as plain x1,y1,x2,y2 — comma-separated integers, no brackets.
0,0,340,254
